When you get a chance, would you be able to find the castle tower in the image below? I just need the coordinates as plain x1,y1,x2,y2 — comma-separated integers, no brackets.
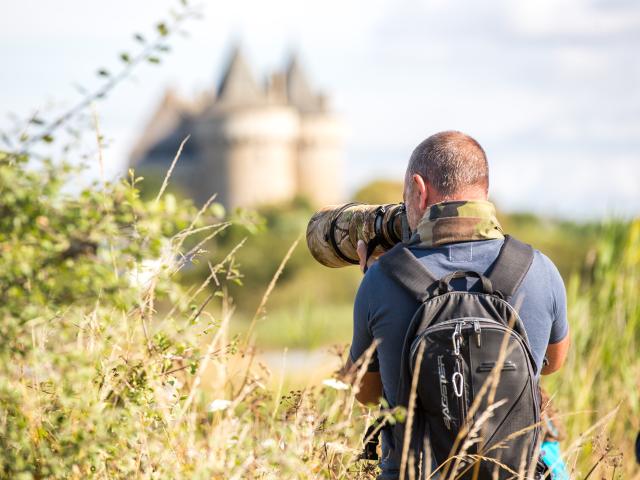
195,47,300,207
286,55,344,206
129,46,345,209
129,88,194,167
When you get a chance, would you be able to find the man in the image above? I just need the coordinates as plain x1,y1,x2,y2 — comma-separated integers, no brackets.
346,131,570,479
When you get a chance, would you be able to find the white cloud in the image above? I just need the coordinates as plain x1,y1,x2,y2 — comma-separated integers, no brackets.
1,0,638,218
507,0,640,38
491,152,640,218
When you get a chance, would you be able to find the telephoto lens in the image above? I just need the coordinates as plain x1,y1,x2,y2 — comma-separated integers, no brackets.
306,203,411,268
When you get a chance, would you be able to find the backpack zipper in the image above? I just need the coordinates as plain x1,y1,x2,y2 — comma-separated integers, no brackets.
454,356,468,427
448,322,468,428
411,317,489,360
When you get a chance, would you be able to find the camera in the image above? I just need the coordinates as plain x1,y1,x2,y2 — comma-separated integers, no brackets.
306,202,411,267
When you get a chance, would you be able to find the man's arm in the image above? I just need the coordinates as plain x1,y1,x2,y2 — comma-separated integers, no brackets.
345,357,383,405
344,240,384,405
541,255,570,375
541,332,570,375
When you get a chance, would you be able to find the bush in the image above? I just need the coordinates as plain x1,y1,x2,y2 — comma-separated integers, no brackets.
0,152,383,479
1,149,638,478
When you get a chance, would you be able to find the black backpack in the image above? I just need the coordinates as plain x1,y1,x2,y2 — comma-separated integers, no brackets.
378,236,544,480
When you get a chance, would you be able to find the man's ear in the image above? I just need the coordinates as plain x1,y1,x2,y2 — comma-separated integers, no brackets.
412,174,428,209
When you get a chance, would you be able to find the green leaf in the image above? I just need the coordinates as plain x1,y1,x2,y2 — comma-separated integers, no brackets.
42,135,54,143
134,33,146,43
147,56,161,64
210,203,226,219
156,22,169,36
97,69,110,77
119,52,131,63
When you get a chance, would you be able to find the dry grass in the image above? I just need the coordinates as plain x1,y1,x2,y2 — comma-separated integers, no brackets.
1,150,637,478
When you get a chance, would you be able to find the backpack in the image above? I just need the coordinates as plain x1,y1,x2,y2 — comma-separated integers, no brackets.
378,235,544,480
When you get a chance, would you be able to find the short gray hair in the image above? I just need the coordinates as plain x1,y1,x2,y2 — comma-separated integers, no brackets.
407,131,489,197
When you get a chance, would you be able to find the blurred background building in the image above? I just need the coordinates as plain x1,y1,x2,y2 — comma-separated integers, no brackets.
3,0,640,218
128,47,344,208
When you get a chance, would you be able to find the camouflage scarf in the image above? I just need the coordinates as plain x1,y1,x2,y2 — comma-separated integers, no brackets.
409,200,504,247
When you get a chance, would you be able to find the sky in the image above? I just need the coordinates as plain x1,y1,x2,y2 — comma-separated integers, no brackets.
1,0,639,219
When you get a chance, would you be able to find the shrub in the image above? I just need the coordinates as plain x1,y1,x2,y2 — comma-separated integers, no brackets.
0,152,383,479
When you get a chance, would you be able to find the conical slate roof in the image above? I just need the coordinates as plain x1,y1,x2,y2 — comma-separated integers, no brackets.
129,88,190,165
216,46,264,106
286,54,322,113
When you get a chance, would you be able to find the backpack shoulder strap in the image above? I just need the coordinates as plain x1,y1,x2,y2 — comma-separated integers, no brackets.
486,235,535,301
377,244,438,303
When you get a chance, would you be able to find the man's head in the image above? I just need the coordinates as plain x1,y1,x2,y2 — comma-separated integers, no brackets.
403,131,489,230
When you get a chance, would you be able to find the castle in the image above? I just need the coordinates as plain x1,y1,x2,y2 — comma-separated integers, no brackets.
129,47,345,208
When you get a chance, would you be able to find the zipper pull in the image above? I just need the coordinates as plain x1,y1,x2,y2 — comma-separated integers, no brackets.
452,371,464,398
474,320,481,348
452,322,462,356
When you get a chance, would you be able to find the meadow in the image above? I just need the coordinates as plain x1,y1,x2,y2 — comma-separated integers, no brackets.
1,149,638,479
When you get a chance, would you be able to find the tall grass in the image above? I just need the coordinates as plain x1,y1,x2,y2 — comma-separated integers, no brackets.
0,154,382,478
543,220,639,478
0,151,638,478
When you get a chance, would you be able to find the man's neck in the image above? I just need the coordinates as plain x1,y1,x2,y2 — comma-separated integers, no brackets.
426,193,489,209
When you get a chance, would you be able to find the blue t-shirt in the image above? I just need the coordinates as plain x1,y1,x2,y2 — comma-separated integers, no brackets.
350,238,568,479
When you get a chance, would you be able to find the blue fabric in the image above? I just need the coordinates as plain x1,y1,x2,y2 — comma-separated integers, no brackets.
541,441,569,479
349,238,568,478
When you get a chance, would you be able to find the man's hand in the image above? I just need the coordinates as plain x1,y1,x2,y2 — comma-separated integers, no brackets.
357,240,381,273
